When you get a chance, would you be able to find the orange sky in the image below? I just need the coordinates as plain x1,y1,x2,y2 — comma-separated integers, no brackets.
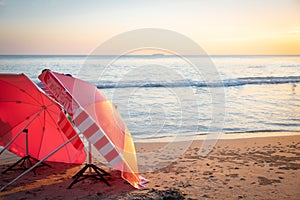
0,0,299,55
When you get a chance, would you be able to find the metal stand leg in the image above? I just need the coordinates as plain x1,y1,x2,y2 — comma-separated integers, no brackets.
2,129,51,175
2,155,51,175
68,142,110,189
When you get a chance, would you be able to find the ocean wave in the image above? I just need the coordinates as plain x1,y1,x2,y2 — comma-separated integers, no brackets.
96,76,300,89
224,129,300,134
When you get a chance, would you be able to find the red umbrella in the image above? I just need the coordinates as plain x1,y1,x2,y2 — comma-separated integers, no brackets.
39,70,147,188
0,74,86,164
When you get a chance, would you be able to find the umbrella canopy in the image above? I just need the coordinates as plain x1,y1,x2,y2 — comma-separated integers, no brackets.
39,70,145,188
0,74,86,164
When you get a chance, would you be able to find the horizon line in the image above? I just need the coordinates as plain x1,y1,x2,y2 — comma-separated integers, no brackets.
0,54,300,57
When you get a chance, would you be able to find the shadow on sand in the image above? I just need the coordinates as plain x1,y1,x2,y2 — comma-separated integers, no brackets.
0,159,135,199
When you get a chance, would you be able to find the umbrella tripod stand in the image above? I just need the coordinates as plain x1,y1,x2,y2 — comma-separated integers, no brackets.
68,142,110,189
2,129,51,175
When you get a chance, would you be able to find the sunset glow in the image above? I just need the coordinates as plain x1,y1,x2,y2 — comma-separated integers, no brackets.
0,0,299,55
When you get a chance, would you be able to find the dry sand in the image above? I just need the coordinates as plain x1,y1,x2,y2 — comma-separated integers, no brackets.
0,135,299,199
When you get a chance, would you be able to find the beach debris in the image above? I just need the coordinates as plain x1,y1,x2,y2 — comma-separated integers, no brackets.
123,188,188,200
257,176,281,185
201,194,210,198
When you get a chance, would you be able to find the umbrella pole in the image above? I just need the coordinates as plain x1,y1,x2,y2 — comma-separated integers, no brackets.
0,132,80,192
67,141,110,189
88,142,92,174
25,129,29,168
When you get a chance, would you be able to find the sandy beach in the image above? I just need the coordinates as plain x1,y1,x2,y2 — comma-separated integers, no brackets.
1,0,300,199
0,134,299,200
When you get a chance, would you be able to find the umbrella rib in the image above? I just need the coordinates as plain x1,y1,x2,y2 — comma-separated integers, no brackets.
0,112,41,156
38,109,51,160
0,111,42,139
1,79,43,106
0,101,44,108
35,104,54,159
34,109,45,160
41,105,73,162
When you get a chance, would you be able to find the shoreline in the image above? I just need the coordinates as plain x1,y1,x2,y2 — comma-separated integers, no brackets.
1,134,299,199
134,131,300,143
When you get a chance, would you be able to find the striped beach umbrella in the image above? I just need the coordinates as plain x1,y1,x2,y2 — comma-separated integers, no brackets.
38,70,146,188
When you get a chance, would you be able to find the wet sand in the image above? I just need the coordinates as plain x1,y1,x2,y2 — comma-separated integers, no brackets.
1,135,300,199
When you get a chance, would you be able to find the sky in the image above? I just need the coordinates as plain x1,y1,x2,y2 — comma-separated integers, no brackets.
0,0,299,55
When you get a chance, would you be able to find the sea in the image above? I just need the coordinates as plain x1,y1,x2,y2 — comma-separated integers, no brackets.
1,55,300,142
